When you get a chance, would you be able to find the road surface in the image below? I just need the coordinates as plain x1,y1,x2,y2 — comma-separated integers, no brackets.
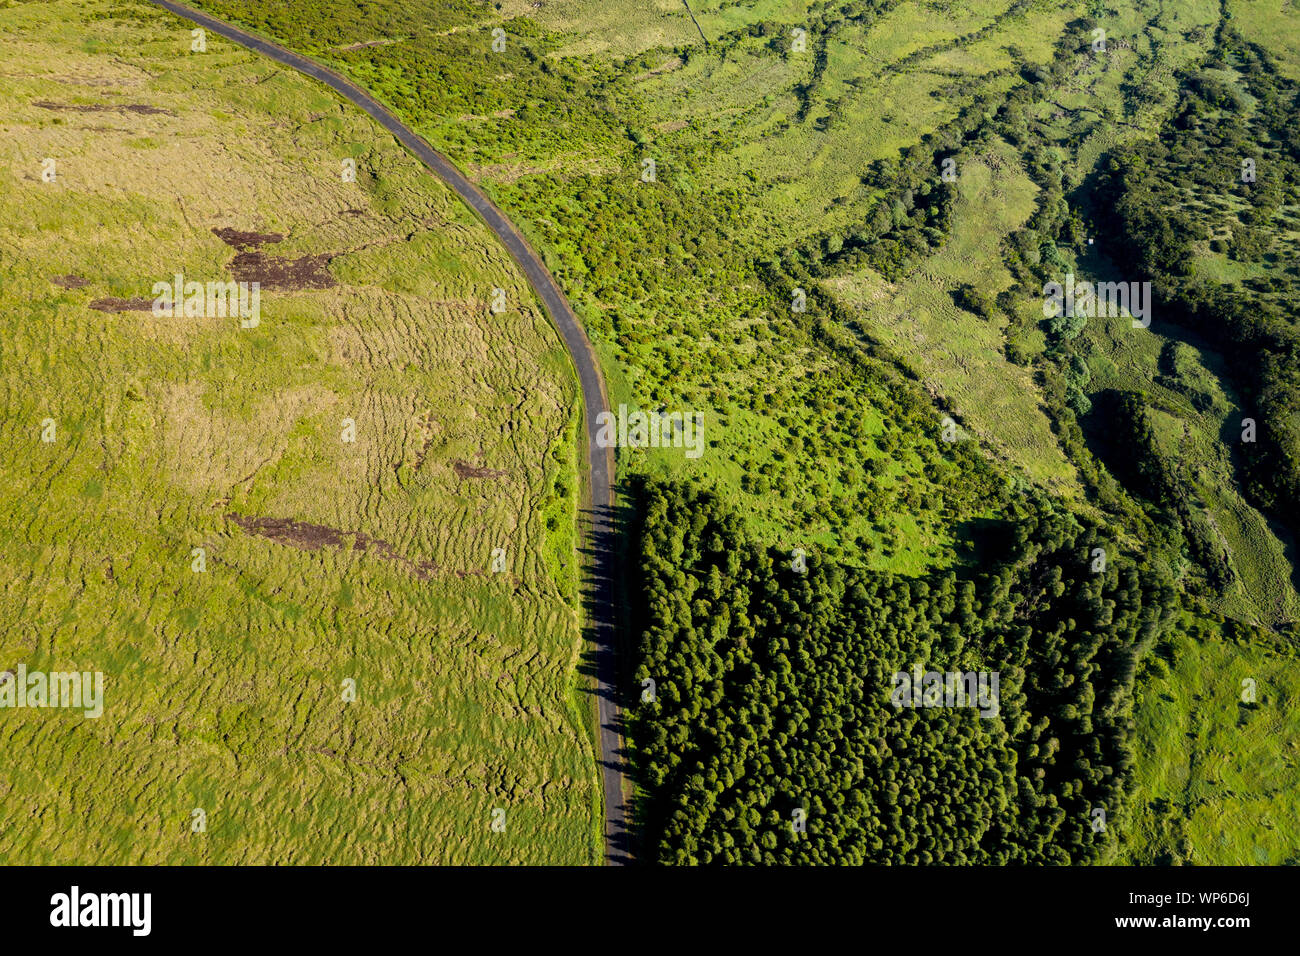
148,0,630,865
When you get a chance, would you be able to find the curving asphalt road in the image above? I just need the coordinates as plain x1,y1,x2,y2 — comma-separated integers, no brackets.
147,0,629,865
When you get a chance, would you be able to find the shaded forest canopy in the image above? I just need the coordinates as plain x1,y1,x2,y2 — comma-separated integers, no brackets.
629,480,1175,864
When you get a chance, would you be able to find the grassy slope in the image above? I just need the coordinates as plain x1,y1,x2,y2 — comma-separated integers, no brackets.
1228,0,1300,80
1127,616,1300,864
0,0,597,864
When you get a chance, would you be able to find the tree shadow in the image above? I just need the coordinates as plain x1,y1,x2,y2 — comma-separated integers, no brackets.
574,480,643,863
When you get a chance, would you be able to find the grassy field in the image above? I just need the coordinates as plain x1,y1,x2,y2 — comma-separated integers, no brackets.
1124,613,1300,864
1228,0,1300,80
0,0,598,864
15,0,1300,865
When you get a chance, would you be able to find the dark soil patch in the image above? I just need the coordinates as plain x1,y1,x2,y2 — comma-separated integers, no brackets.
212,226,284,249
89,296,153,312
52,274,90,289
453,460,508,479
228,514,350,551
225,512,476,580
33,100,173,116
228,251,336,290
212,226,334,290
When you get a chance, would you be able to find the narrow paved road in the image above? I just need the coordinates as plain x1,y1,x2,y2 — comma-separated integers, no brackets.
148,0,630,865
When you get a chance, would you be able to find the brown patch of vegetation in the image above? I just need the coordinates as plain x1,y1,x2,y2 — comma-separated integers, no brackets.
212,226,284,249
228,251,336,291
453,459,507,480
213,226,332,290
228,513,349,551
52,274,90,289
33,100,173,116
226,513,481,580
89,296,153,312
